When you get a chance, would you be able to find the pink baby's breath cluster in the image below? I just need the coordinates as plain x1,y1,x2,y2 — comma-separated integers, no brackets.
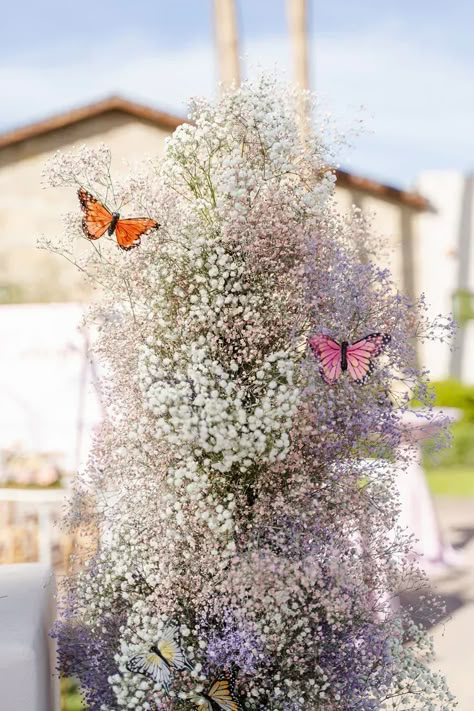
48,78,455,710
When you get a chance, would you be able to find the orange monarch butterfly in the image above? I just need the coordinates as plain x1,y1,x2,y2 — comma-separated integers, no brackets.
78,188,159,251
195,672,243,711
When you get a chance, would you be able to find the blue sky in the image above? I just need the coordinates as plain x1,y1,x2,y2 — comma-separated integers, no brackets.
1,0,472,188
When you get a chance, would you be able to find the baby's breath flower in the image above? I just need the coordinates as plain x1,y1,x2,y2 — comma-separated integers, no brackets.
49,77,454,711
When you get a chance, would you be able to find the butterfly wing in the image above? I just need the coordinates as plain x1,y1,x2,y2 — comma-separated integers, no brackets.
158,621,192,671
78,188,113,240
114,217,159,251
204,677,242,711
308,335,342,384
195,700,213,711
346,333,391,384
126,651,171,693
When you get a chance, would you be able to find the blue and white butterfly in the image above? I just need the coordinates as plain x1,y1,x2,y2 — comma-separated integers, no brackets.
126,620,192,693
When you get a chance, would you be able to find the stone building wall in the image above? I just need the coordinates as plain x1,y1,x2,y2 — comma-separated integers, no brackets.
0,113,170,302
0,111,418,304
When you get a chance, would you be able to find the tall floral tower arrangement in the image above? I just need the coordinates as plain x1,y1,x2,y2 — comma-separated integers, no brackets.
48,79,454,709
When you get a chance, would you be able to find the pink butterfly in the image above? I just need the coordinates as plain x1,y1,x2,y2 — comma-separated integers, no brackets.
308,333,391,385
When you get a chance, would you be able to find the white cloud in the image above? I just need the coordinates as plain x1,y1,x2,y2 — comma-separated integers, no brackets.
314,28,474,185
0,39,216,124
1,25,472,186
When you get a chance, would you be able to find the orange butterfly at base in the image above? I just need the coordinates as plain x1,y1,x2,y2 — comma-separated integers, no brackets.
78,188,159,251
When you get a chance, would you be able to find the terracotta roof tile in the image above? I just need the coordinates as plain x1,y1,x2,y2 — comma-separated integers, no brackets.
335,168,429,211
0,95,189,150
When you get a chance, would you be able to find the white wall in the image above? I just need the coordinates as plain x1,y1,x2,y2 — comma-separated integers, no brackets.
416,171,474,382
333,186,411,297
0,303,102,473
0,114,170,302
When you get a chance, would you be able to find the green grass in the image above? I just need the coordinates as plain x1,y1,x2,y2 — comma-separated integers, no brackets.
61,678,85,710
426,466,474,497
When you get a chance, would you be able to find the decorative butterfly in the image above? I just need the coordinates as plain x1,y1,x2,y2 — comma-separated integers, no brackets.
78,188,159,250
195,672,242,711
308,333,391,385
126,621,192,693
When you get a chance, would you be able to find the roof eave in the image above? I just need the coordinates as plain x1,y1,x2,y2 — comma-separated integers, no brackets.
0,97,430,212
335,168,430,212
0,95,189,151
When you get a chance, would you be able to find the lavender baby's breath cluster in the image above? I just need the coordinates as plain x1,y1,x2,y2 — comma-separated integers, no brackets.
48,78,455,709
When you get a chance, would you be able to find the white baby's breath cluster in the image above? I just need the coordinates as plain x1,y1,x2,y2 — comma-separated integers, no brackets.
48,77,455,711
44,143,113,188
139,344,299,473
162,78,336,226
380,619,456,710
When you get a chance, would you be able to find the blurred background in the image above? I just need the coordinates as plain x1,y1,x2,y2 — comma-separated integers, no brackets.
0,1,473,709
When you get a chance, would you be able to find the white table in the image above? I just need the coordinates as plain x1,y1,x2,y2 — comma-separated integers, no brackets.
0,563,60,711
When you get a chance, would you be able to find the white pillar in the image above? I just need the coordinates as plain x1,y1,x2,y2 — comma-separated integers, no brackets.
213,0,241,93
37,505,52,567
286,0,311,137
